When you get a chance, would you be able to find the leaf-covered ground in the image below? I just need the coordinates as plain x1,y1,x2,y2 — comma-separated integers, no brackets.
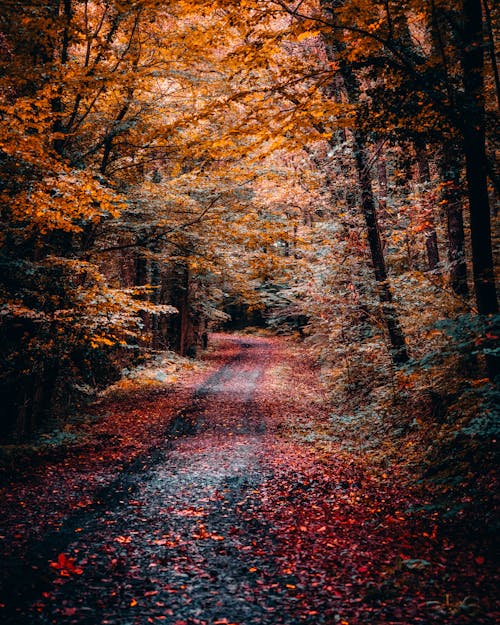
0,334,498,624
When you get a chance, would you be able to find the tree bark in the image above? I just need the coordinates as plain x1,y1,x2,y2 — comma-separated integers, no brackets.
135,253,151,337
353,131,409,364
179,264,190,357
461,0,498,315
51,0,73,155
482,0,500,109
461,0,499,380
376,142,388,219
415,143,440,272
438,142,469,298
100,100,131,175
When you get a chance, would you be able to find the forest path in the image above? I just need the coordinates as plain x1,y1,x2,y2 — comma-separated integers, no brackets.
1,335,497,624
1,335,332,625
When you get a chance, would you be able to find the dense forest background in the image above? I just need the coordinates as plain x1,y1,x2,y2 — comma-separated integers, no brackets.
0,0,498,506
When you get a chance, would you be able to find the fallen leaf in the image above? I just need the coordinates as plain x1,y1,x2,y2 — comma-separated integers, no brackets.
49,553,83,575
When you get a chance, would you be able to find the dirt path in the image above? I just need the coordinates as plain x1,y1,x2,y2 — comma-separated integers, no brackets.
1,335,498,624
1,336,294,624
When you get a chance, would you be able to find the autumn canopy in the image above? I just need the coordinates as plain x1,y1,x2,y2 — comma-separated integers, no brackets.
0,1,498,448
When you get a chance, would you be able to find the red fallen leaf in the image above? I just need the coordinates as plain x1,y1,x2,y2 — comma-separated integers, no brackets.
61,607,77,616
115,535,132,544
423,525,438,540
176,508,206,518
470,377,490,386
192,523,210,539
49,553,83,575
163,586,178,593
475,555,485,565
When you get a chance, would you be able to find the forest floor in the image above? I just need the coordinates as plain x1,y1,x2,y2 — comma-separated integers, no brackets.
0,334,498,625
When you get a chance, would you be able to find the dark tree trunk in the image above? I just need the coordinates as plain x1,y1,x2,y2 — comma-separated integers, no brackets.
135,253,151,337
179,265,190,357
438,142,469,298
461,0,499,380
415,144,440,272
461,0,498,315
482,0,500,109
165,262,193,355
150,251,161,349
425,231,440,273
428,4,470,297
321,18,409,365
353,131,409,364
51,0,73,155
135,254,148,286
100,100,131,175
376,141,388,218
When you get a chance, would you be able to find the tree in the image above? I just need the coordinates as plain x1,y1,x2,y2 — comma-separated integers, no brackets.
267,0,498,379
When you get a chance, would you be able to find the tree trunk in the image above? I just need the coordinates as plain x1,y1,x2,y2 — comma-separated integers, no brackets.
51,0,73,155
135,253,151,337
322,20,409,365
461,0,498,315
438,142,469,298
179,265,190,357
415,143,440,272
461,0,499,380
482,0,500,109
100,100,131,175
376,142,389,218
353,131,409,364
150,249,161,349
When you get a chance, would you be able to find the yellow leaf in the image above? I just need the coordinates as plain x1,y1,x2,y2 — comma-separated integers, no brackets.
297,30,320,41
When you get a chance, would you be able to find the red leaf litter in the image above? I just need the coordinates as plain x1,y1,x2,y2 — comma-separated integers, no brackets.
0,334,498,624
